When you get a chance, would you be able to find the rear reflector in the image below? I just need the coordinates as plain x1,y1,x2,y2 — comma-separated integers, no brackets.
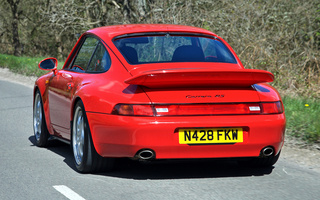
112,102,283,116
249,106,261,112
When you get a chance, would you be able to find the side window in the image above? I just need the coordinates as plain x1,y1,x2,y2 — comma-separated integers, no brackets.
70,37,111,73
71,37,98,72
87,42,111,72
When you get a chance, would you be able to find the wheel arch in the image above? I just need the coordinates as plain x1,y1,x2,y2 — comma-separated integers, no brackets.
71,97,83,121
71,96,105,158
70,97,82,139
33,79,54,136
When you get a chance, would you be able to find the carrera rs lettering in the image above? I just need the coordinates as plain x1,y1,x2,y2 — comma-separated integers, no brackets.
185,95,224,98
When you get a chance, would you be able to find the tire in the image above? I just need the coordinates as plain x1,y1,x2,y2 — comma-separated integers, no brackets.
33,90,49,147
72,100,115,173
238,151,281,168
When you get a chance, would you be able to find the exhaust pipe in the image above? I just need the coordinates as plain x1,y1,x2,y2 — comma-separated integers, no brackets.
136,149,155,160
261,147,274,157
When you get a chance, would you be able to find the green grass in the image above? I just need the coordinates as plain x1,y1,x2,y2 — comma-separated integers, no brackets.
0,53,319,143
0,54,63,77
283,96,320,143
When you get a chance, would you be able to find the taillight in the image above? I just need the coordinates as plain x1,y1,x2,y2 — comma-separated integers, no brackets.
261,102,283,114
112,104,154,116
111,101,283,116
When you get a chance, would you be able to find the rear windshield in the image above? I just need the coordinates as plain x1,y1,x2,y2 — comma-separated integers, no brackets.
113,34,237,64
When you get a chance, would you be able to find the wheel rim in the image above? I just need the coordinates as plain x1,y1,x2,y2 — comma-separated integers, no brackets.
33,93,42,141
72,106,85,166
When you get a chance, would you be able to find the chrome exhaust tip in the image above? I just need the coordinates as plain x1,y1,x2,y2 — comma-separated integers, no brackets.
136,149,155,160
262,147,274,157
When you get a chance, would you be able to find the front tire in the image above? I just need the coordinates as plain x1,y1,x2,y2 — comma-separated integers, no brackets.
33,90,49,147
72,100,114,173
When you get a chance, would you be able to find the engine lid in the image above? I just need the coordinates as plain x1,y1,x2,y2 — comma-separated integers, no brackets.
142,87,261,104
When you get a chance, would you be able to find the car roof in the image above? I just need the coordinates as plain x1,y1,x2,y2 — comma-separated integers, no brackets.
87,24,218,40
78,24,243,70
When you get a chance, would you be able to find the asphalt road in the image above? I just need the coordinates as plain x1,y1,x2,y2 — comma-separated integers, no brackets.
0,79,319,200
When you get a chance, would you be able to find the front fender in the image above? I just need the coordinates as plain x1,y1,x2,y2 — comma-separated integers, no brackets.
34,72,55,135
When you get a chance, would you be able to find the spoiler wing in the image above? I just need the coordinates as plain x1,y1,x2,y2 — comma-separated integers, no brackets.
125,69,274,88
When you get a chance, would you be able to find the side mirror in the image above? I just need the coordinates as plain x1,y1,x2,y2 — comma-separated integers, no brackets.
38,58,58,72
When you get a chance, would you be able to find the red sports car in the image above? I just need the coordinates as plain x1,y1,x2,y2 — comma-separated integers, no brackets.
33,24,286,173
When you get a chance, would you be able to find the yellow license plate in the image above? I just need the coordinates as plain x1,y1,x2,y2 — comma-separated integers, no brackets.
179,128,243,144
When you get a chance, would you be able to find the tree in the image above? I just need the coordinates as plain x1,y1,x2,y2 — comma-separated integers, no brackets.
6,0,22,56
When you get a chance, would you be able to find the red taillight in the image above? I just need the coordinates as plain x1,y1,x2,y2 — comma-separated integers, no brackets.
112,102,283,116
112,104,154,116
261,102,283,114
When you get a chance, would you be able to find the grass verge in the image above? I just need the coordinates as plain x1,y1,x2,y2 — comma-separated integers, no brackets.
0,53,319,143
0,54,63,77
283,96,320,143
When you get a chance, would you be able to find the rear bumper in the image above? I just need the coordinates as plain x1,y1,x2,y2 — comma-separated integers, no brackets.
86,113,286,159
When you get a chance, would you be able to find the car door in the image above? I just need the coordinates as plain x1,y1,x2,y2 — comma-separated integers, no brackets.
48,70,74,138
48,36,109,139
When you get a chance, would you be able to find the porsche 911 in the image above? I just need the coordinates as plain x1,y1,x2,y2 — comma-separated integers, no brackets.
33,24,286,173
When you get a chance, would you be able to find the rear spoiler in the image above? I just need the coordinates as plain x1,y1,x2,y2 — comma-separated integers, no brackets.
125,69,274,88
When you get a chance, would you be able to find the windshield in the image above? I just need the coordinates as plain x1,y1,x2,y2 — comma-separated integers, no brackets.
113,34,237,65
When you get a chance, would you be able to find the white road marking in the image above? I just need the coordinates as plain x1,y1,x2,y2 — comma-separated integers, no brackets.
53,185,86,200
283,168,290,175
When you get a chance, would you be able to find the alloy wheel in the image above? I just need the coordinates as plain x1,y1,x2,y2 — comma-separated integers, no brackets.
72,106,85,166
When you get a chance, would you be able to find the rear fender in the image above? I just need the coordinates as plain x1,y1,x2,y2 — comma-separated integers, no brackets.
253,83,283,102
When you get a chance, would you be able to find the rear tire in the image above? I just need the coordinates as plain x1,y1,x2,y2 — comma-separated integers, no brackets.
33,90,49,147
72,100,115,173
